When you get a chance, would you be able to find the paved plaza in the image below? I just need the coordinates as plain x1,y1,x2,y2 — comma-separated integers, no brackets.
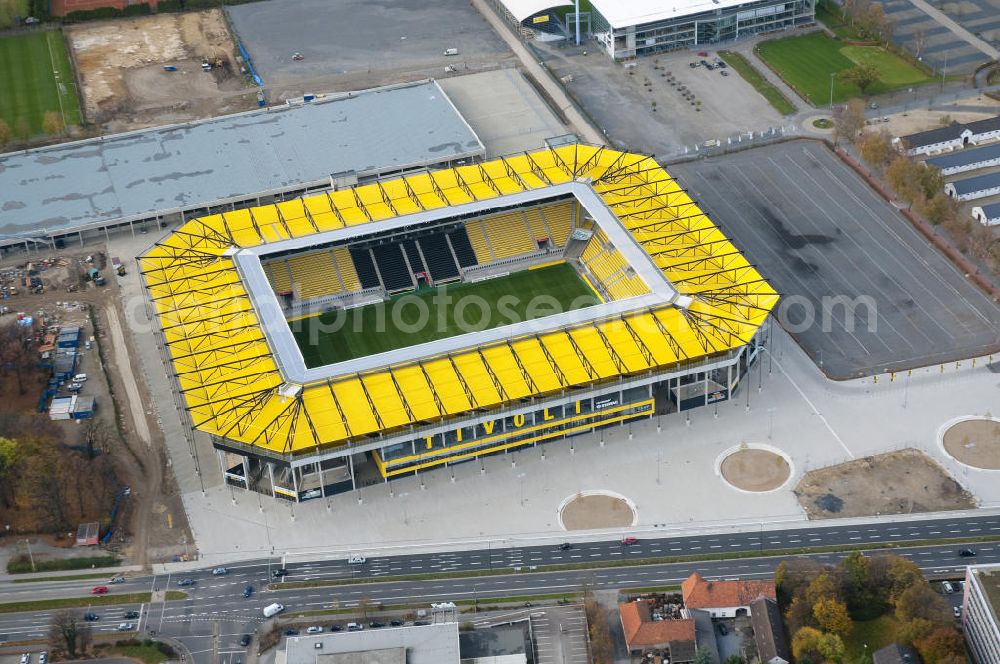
106,221,1000,563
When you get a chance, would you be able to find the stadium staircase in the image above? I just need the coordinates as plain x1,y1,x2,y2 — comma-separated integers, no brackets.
332,247,361,291
540,202,574,247
350,247,383,290
522,207,553,246
403,241,427,275
372,243,415,293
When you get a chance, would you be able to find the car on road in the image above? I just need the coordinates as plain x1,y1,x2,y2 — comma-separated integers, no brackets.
284,629,300,636
558,543,572,550
83,613,99,621
621,537,638,545
109,576,125,584
20,654,29,664
124,611,140,619
306,626,323,634
262,603,284,618
954,606,962,618
91,586,108,594
717,622,728,635
212,567,228,576
389,620,403,627
117,623,134,632
242,584,253,598
239,634,251,646
329,625,342,632
720,70,729,76
348,554,366,565
38,652,47,664
369,621,386,629
346,622,363,631
943,581,954,594
959,549,977,557
176,578,195,587
273,569,288,578
413,620,430,626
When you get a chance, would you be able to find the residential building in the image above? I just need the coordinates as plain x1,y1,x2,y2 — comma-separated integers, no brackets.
681,572,776,617
619,599,697,662
964,563,1000,664
944,172,1000,201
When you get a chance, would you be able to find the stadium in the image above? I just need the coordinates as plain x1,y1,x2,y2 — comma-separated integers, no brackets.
140,145,778,501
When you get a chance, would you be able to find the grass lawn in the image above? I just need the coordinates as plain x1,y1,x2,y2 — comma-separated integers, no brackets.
843,614,902,661
0,0,29,28
756,31,932,105
717,51,797,115
0,30,83,137
0,593,152,614
110,643,172,664
292,263,598,367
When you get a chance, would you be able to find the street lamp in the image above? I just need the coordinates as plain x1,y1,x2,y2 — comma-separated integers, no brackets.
829,72,836,111
517,473,526,507
24,538,36,572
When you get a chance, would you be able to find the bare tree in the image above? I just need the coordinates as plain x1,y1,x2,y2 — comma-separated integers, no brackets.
50,610,91,658
913,28,928,59
835,98,868,143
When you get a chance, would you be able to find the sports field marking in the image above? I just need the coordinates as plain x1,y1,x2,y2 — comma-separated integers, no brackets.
0,30,82,135
292,263,599,367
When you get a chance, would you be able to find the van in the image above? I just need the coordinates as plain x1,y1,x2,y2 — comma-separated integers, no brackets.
73,374,87,382
443,48,459,56
262,603,285,618
942,581,954,594
348,555,366,565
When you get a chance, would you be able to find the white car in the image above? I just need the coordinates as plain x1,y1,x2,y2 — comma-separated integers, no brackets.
109,576,125,584
942,581,954,594
20,654,29,664
38,653,47,664
305,626,323,634
212,567,228,576
347,555,366,565
73,373,87,382
117,623,135,632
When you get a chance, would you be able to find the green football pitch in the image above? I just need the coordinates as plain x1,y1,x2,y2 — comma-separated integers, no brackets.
292,263,599,367
756,31,931,105
0,30,82,137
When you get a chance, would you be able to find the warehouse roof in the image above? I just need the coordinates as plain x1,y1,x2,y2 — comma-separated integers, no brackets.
140,145,777,455
926,142,1000,170
0,80,482,241
498,0,754,28
974,202,1000,219
948,171,1000,195
284,624,459,664
899,123,969,149
965,115,1000,136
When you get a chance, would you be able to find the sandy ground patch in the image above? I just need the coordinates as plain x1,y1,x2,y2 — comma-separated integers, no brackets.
794,449,976,519
67,10,256,131
560,494,636,530
944,418,1000,469
876,95,1000,137
721,448,790,491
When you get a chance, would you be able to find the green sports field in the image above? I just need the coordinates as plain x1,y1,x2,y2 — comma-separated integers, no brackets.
756,31,932,105
0,30,83,138
292,263,599,367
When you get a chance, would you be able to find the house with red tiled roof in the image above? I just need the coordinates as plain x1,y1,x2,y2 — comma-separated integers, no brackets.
619,599,697,662
681,572,777,618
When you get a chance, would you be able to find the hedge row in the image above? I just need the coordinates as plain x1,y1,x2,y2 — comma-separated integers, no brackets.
6,554,121,574
60,0,261,23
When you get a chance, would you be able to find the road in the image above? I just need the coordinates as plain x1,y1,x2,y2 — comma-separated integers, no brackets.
1,513,996,661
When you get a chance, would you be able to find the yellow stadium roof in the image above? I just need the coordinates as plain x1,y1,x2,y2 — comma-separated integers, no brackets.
141,145,778,455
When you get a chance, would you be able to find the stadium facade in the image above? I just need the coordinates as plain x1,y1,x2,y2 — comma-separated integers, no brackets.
494,0,815,59
141,145,777,501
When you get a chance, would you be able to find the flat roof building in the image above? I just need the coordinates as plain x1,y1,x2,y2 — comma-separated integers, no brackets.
282,623,460,664
0,80,483,249
963,563,1000,664
494,0,814,59
895,123,971,156
925,142,1000,175
971,202,1000,227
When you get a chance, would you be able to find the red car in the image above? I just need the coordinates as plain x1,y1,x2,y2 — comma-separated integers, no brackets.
91,586,109,595
697,51,709,57
621,537,638,546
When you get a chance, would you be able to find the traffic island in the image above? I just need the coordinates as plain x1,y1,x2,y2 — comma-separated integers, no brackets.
941,416,1000,470
558,491,637,530
719,445,791,493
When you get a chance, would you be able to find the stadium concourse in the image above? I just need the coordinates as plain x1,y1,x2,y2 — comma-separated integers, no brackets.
140,145,777,501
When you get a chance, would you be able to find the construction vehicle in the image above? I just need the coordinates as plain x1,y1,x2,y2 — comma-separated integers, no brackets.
111,257,125,276
87,267,105,286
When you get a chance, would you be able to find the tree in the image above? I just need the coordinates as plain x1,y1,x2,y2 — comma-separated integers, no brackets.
805,572,840,606
842,63,881,95
722,657,745,664
898,617,936,645
835,98,868,144
42,111,64,135
916,191,956,225
0,119,11,146
817,632,846,663
49,610,91,658
15,118,30,139
895,583,951,624
914,626,966,663
786,596,816,634
693,647,713,664
860,2,887,38
885,157,922,205
913,27,928,58
857,131,893,170
792,626,825,661
813,597,852,636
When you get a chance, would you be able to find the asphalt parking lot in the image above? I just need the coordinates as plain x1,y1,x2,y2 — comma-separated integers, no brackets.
669,139,1000,379
227,0,512,92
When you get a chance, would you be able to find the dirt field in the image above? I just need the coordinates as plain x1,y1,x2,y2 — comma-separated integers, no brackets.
794,449,976,519
944,419,1000,469
877,95,1000,138
67,10,257,131
560,493,635,530
721,448,790,492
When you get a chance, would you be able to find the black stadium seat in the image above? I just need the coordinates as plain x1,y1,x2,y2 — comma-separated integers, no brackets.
418,232,460,282
372,243,413,292
349,247,381,289
448,228,478,268
403,241,425,274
